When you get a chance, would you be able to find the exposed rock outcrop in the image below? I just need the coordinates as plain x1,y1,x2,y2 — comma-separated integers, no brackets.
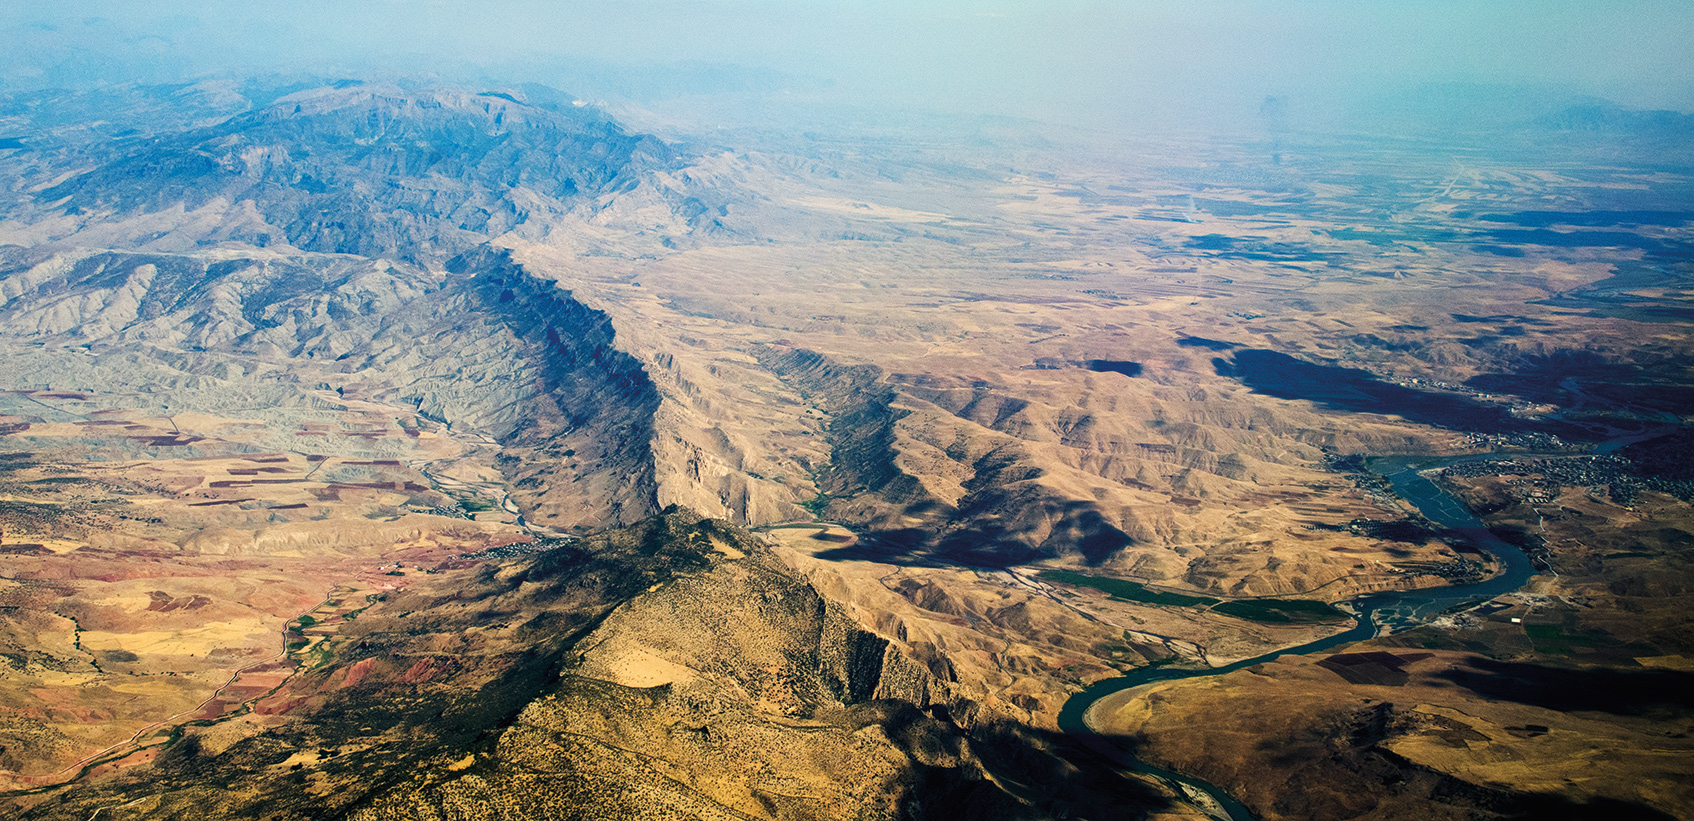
34,86,673,264
0,245,663,530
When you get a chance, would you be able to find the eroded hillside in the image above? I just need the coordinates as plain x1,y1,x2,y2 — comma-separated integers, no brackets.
10,511,1193,821
1,78,1691,820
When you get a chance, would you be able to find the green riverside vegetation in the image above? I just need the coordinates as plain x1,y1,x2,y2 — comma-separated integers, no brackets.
1212,598,1348,623
1037,569,1218,607
1038,569,1348,623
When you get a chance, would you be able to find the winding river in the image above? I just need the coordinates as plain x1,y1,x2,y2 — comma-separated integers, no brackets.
1055,454,1540,820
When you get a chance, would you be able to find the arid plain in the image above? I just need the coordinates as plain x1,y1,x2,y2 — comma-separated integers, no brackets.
0,82,1689,819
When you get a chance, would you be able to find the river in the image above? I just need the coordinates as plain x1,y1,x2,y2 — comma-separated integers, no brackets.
1055,453,1541,821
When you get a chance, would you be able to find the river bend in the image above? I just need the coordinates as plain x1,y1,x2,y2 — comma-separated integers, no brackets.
1056,454,1539,820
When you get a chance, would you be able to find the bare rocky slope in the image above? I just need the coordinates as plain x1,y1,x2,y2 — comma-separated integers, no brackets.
8,77,1687,820
0,82,1200,818
0,243,660,530
15,511,1177,821
0,78,1470,590
29,85,676,263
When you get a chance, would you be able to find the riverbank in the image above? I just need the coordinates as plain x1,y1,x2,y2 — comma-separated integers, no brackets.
1059,450,1547,820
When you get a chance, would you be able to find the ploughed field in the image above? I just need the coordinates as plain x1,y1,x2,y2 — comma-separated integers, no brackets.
0,79,1690,819
0,388,531,792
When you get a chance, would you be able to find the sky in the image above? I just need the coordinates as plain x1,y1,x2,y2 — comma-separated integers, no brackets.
4,1,1692,133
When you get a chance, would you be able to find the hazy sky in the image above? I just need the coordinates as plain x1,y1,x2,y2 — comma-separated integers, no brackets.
5,1,1692,131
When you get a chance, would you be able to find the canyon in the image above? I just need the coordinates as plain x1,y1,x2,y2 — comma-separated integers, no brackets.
0,79,1689,819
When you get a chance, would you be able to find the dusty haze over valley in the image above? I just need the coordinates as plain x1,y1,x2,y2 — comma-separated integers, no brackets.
0,4,1692,820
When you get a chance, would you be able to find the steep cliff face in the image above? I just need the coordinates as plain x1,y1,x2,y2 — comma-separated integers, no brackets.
0,77,1470,586
350,516,959,821
447,247,660,528
0,81,725,531
756,347,914,499
634,349,822,528
565,522,937,708
0,244,662,530
757,346,1148,567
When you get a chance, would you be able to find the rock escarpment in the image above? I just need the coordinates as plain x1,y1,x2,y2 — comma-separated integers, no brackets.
0,244,662,530
759,346,1145,568
448,247,661,527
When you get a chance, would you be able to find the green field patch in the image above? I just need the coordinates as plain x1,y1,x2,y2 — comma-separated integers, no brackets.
1524,624,1603,656
1212,598,1349,624
1038,570,1220,607
304,641,335,669
799,492,830,518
